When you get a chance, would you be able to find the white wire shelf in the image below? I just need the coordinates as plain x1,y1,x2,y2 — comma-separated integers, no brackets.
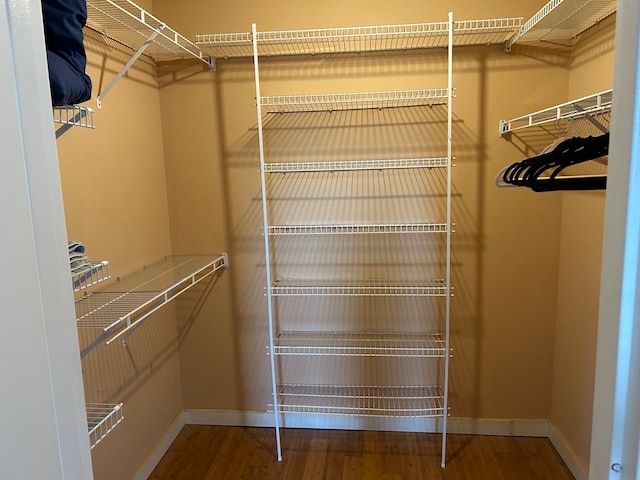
73,261,110,292
271,384,445,417
499,89,613,135
87,403,124,449
75,254,228,357
196,18,522,58
267,223,448,235
273,332,447,357
264,157,449,173
261,88,451,113
271,279,448,297
506,0,616,50
86,0,209,63
53,106,95,138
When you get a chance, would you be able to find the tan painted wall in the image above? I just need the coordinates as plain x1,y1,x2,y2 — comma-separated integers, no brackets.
56,23,181,479
153,0,569,423
550,14,616,474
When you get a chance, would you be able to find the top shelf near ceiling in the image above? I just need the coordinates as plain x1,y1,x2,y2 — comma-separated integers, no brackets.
196,17,523,59
506,0,616,50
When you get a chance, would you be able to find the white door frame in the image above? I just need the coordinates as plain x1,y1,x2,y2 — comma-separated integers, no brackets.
0,0,93,478
590,0,640,478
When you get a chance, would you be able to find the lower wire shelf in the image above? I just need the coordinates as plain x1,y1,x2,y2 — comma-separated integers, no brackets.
271,279,448,297
87,403,124,449
270,384,445,417
273,331,447,357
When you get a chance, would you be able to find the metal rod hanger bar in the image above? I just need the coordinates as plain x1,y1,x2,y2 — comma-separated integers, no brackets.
196,17,522,58
261,88,451,113
87,403,124,449
53,106,95,137
264,157,449,173
273,331,447,357
267,223,448,235
506,0,616,50
499,89,613,135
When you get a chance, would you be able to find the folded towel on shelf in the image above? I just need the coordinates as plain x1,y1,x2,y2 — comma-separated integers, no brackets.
68,240,89,274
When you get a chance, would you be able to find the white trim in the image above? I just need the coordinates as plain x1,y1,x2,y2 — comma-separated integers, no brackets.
184,409,550,437
549,422,588,480
133,411,186,480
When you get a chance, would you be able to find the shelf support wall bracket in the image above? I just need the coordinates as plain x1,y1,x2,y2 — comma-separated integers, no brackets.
96,25,165,108
572,103,609,133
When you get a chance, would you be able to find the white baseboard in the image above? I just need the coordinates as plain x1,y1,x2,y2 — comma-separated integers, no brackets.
133,411,186,480
184,409,549,437
549,421,588,480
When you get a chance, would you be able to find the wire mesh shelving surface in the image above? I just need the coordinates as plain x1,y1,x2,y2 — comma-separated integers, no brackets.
271,279,448,297
87,403,123,449
86,0,209,63
263,157,449,173
267,223,448,236
273,332,447,357
506,0,616,49
196,17,522,58
499,89,613,135
272,384,445,417
73,261,110,292
53,105,95,129
75,255,227,356
260,89,450,113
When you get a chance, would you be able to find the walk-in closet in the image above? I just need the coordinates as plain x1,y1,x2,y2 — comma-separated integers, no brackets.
2,0,639,478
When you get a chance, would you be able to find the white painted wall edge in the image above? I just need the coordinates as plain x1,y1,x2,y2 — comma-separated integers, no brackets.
135,410,583,479
132,411,186,480
549,421,588,480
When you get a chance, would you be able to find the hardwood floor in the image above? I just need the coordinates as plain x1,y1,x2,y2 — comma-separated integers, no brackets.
149,426,575,479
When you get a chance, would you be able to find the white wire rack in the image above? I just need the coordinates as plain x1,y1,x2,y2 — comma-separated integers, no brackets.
196,18,521,58
506,0,616,50
271,279,448,297
75,254,228,357
87,403,124,449
267,223,448,235
273,332,447,357
72,261,110,292
261,89,451,113
86,0,210,107
53,105,95,138
263,157,449,173
499,89,613,135
272,384,445,417
86,0,208,63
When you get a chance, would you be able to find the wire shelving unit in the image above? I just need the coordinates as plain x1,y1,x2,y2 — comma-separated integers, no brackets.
196,17,521,59
499,89,613,136
228,12,484,467
87,403,124,449
506,0,616,50
272,385,445,417
85,0,211,107
75,254,228,358
53,105,95,138
73,261,111,292
273,332,447,357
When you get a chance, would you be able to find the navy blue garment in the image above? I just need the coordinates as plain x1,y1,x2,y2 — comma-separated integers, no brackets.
42,0,92,105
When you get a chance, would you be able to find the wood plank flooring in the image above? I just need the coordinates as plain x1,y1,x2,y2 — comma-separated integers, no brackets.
149,426,575,479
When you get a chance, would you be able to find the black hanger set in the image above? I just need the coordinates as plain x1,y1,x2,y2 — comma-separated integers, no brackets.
498,132,609,192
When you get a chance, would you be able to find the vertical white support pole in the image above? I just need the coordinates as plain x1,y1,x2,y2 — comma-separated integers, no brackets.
252,23,283,461
441,10,453,469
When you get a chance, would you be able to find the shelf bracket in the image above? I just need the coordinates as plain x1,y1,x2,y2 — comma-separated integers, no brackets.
96,24,165,109
209,56,217,72
572,103,609,134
